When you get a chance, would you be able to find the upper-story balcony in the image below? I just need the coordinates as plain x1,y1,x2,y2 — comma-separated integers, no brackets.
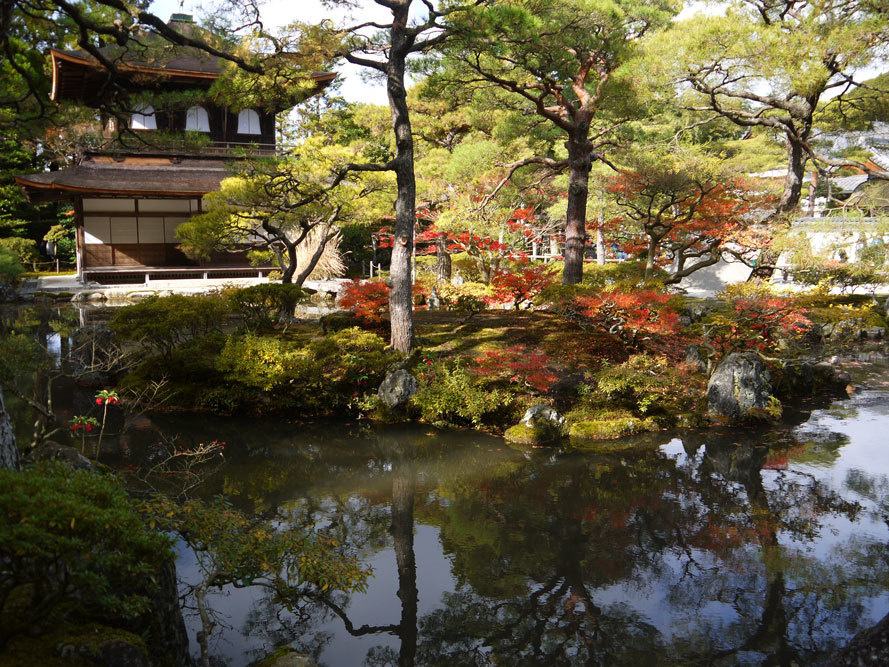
49,14,334,159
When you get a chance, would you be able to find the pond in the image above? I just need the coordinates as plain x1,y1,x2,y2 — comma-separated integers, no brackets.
4,304,889,665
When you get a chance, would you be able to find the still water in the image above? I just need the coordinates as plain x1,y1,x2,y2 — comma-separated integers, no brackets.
104,387,889,666
5,305,889,665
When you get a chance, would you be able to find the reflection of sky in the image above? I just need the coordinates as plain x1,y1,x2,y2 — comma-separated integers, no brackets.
647,390,889,657
46,332,61,360
793,390,889,492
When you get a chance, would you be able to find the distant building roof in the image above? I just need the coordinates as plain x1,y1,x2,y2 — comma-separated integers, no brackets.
15,154,229,203
870,150,889,171
832,174,869,193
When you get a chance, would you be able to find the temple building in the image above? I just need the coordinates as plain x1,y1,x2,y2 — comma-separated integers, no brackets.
16,15,334,283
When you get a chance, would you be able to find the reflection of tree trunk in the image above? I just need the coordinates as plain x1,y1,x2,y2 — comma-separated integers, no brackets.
702,441,800,663
560,512,604,646
0,388,19,471
391,459,418,667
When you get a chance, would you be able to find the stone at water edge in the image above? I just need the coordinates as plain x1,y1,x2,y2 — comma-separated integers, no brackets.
504,405,565,446
707,352,780,422
377,369,419,411
31,441,94,471
521,405,565,429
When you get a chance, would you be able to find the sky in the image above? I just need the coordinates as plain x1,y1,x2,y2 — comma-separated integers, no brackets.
149,0,395,105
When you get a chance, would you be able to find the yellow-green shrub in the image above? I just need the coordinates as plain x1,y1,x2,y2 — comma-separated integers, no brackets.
412,359,514,427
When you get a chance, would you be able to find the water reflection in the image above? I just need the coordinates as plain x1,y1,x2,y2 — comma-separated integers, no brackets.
5,305,889,665
151,403,888,666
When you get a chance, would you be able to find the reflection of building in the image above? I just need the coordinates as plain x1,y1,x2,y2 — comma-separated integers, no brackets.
16,15,334,284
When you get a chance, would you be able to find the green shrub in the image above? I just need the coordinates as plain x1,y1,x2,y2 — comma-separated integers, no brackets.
109,294,231,360
308,327,396,386
228,283,306,331
570,355,705,427
118,332,228,408
217,335,315,393
0,464,173,645
412,360,513,427
0,237,39,266
0,248,24,286
581,261,665,290
216,328,396,414
43,224,76,263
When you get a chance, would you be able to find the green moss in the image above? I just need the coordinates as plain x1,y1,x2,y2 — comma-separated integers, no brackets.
566,406,636,422
568,417,658,442
1,623,148,667
745,396,783,422
504,422,560,446
252,646,317,667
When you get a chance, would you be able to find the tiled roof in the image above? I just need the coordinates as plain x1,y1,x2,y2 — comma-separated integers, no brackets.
831,174,869,193
16,154,228,202
869,150,889,171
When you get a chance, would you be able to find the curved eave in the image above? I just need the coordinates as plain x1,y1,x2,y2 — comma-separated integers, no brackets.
15,175,212,203
51,48,219,104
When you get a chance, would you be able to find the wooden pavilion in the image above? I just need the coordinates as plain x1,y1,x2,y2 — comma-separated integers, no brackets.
16,15,335,284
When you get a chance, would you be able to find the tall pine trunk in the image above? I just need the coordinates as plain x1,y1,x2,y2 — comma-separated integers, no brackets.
386,3,416,353
749,135,809,280
563,124,592,284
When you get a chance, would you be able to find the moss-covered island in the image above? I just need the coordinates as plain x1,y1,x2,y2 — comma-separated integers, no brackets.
92,273,886,450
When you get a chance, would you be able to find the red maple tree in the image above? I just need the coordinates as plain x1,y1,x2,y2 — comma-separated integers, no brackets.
607,162,770,284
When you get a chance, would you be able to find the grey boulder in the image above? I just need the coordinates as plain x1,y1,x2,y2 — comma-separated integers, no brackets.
377,369,419,411
707,352,779,422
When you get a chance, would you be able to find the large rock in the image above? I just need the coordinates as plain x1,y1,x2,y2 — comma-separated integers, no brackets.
377,369,418,412
30,441,93,470
521,405,565,430
776,359,852,397
707,353,780,422
684,345,707,373
825,318,866,346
